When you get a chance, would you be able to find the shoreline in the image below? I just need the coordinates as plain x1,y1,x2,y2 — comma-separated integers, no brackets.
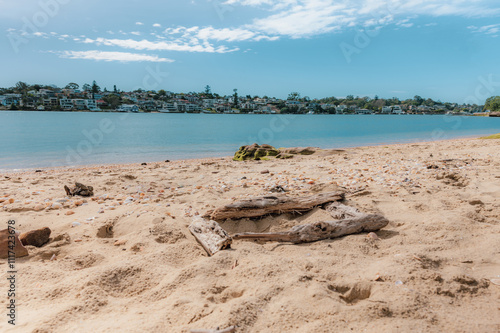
0,134,499,332
0,134,495,174
0,109,493,116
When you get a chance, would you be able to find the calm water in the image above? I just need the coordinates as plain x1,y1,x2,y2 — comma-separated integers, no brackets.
1,111,499,170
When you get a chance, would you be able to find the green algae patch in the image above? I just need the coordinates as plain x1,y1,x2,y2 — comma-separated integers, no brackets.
480,133,500,139
233,143,280,161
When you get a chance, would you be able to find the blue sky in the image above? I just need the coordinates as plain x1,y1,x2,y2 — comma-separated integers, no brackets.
1,0,500,103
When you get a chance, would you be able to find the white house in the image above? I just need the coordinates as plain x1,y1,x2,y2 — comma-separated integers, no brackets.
117,104,139,112
60,98,73,110
85,99,100,111
72,99,86,110
336,105,348,113
391,105,403,114
381,106,392,114
185,104,201,112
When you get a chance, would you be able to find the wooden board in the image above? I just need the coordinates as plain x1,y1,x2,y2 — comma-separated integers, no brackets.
189,217,232,256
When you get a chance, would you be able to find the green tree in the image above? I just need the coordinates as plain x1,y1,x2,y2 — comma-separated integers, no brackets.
413,95,424,106
65,82,79,90
91,80,100,99
82,83,91,91
287,92,301,100
103,94,121,109
113,85,118,93
15,81,28,94
484,96,500,111
233,88,238,107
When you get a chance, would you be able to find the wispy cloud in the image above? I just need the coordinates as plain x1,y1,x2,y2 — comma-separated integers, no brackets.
153,23,162,28
82,37,239,53
224,0,500,38
468,24,500,37
57,50,175,62
135,22,144,25
164,25,278,42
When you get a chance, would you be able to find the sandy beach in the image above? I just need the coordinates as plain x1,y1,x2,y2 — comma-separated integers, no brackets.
1,137,499,332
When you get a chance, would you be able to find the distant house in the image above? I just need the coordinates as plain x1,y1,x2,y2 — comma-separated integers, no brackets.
355,109,372,114
391,105,403,114
162,102,177,112
381,106,392,114
185,103,201,112
117,104,139,112
202,99,217,108
85,99,100,111
71,99,86,110
0,94,20,106
336,105,348,113
60,98,73,110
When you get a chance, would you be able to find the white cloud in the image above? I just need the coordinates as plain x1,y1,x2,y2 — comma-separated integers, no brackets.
468,24,500,36
164,25,277,42
82,37,239,53
250,1,353,37
224,0,500,38
136,22,144,25
131,31,141,35
153,23,162,28
57,50,175,62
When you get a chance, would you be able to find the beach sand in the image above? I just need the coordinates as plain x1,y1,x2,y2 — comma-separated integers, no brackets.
1,137,499,332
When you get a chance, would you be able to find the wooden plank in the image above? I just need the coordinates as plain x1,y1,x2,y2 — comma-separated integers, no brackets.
205,191,344,221
189,217,232,256
233,214,389,244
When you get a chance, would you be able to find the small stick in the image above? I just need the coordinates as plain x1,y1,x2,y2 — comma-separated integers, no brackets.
190,326,236,333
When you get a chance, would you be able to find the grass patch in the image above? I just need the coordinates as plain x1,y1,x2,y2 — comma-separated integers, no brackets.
480,133,500,139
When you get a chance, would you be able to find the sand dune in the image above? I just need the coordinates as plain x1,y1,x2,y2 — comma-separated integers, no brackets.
1,137,499,332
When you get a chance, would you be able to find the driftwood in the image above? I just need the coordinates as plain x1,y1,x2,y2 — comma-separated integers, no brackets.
325,202,364,219
205,191,344,221
190,326,236,333
233,214,389,244
189,217,232,256
233,203,388,244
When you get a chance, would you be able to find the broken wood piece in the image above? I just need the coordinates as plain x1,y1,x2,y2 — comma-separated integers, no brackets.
205,191,344,221
189,217,232,256
190,326,236,333
233,214,389,244
325,202,364,219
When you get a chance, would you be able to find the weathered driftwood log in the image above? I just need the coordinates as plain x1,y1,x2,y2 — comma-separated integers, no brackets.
189,217,232,256
205,191,344,221
190,326,236,333
233,214,389,244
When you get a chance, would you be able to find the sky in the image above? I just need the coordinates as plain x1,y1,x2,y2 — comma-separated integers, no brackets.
1,0,500,103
